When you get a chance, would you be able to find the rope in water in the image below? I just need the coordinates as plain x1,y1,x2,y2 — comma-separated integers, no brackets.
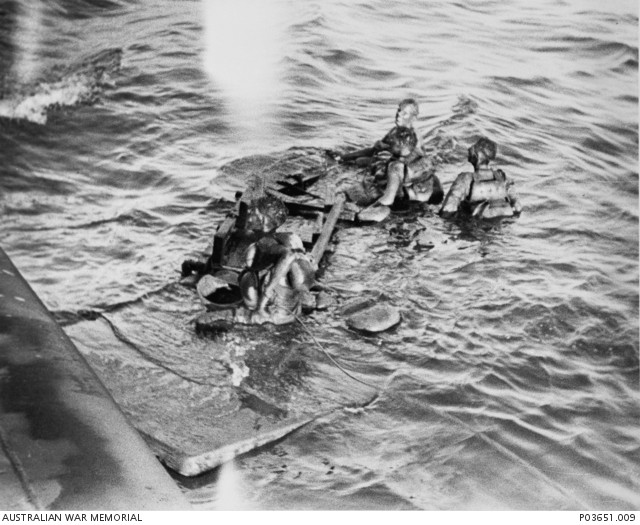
293,313,380,390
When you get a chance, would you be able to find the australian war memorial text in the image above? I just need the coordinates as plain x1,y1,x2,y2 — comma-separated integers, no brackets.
2,516,142,523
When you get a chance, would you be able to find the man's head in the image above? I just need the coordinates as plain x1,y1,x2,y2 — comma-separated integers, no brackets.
246,195,288,233
468,137,497,167
387,126,417,158
395,98,419,127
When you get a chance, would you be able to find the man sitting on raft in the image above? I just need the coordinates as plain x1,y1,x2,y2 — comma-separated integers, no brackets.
234,195,315,325
356,126,443,222
341,98,442,201
439,137,522,219
188,194,316,328
196,195,315,327
341,98,425,168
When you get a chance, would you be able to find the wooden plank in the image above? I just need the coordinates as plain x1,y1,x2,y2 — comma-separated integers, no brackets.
265,186,317,206
211,214,237,267
266,180,323,201
319,176,337,206
311,193,346,266
265,187,327,214
279,170,322,188
268,186,357,222
339,209,357,222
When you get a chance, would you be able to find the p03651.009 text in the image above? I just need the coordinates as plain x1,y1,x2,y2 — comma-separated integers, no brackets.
580,515,636,522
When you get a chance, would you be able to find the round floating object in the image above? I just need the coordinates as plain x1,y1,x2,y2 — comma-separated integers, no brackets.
197,274,243,309
346,303,401,333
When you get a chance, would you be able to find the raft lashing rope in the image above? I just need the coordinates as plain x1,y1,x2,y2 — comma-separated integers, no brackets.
293,313,381,391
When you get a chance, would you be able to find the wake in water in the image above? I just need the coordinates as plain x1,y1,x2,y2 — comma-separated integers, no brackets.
0,48,121,124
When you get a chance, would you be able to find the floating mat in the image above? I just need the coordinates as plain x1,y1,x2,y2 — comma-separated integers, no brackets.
65,284,377,477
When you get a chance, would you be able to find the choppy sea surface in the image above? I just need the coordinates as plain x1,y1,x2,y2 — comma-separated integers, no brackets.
1,0,638,510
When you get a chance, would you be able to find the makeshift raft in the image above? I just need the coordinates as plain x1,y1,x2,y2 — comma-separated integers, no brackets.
194,160,359,314
66,148,378,477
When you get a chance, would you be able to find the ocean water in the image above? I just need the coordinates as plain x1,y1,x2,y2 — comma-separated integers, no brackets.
0,0,638,510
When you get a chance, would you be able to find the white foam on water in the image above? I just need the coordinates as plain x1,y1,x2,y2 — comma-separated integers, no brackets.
0,75,95,124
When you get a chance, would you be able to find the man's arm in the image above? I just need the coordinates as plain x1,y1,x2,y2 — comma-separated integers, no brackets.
341,146,377,162
257,252,297,312
506,181,522,214
403,136,437,182
376,128,395,150
439,172,473,217
257,236,289,256
341,129,393,163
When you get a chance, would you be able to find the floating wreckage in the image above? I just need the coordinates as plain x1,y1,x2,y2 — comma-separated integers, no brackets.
186,156,361,331
343,297,402,334
185,147,406,335
67,148,394,477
